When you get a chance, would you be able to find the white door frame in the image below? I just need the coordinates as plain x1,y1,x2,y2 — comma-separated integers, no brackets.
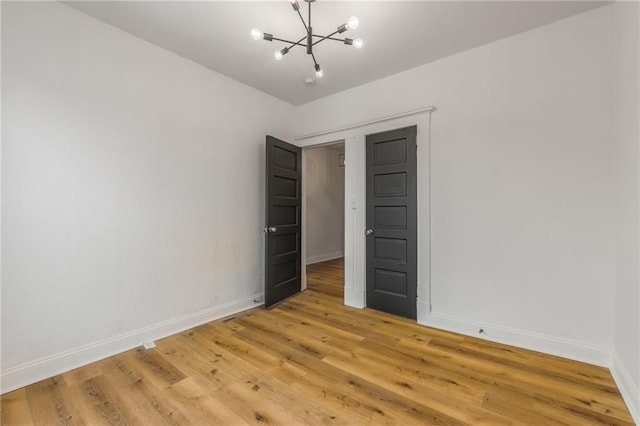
300,139,346,291
295,108,435,325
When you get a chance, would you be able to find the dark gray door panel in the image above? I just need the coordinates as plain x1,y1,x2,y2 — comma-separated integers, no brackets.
265,136,302,308
366,126,417,319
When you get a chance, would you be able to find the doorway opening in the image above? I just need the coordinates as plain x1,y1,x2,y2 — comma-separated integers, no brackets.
303,141,346,300
294,107,433,317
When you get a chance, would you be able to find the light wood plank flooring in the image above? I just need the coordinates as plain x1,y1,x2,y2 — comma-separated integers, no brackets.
1,258,634,425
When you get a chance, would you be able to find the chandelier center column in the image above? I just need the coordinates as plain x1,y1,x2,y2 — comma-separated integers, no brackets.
306,0,312,55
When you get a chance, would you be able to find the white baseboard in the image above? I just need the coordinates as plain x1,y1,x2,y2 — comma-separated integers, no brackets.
1,293,264,395
344,288,365,309
419,310,611,367
306,251,344,265
611,351,640,424
417,300,431,319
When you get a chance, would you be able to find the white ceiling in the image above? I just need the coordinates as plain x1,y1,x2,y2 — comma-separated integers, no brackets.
66,1,607,106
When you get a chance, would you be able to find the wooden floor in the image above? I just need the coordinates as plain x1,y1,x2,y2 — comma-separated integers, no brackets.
1,258,634,425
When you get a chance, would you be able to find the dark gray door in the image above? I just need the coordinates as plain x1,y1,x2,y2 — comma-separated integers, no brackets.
366,126,417,319
265,136,302,308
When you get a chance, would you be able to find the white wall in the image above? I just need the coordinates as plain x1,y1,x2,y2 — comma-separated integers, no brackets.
611,1,640,422
3,2,638,416
1,1,294,392
305,146,345,264
296,6,615,364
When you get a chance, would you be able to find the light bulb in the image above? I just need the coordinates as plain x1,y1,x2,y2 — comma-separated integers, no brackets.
346,16,359,30
315,64,324,78
353,38,363,49
251,28,263,40
289,0,300,11
274,47,289,61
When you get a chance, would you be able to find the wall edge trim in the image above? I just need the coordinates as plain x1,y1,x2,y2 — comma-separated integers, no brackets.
294,106,435,141
1,293,264,394
419,310,611,367
306,252,345,265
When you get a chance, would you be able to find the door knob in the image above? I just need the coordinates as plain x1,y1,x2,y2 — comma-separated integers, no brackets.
365,229,374,236
264,226,277,233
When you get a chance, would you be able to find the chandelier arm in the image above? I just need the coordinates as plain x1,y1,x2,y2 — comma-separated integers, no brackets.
296,9,308,33
311,30,339,46
271,36,305,47
287,36,308,49
318,36,348,43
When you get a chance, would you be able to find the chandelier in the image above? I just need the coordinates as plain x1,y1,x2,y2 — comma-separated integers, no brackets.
251,0,363,78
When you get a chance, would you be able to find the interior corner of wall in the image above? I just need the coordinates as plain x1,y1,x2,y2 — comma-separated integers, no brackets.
611,350,640,424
